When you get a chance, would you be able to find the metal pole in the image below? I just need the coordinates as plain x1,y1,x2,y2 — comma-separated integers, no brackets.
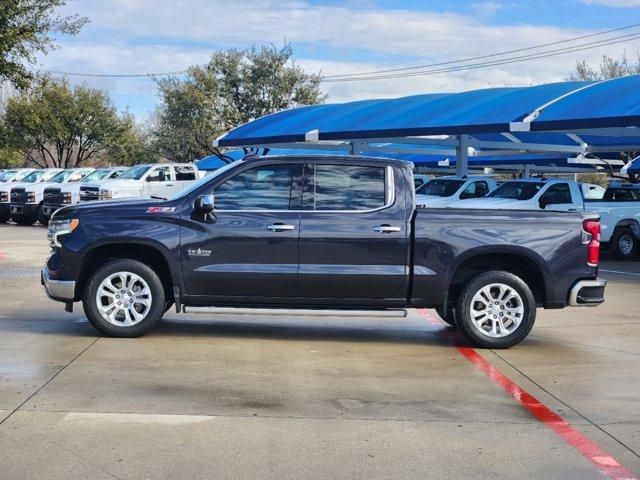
350,141,363,156
523,164,530,178
456,135,469,176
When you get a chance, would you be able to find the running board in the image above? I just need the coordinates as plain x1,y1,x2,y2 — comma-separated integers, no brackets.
182,307,408,318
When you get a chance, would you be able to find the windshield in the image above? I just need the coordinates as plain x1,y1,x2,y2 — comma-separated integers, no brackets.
22,171,45,183
118,165,151,180
168,161,241,201
0,171,17,182
81,169,109,183
488,181,545,200
416,179,466,197
49,170,74,183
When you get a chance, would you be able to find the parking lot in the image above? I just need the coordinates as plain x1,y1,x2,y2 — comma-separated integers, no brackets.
0,223,639,479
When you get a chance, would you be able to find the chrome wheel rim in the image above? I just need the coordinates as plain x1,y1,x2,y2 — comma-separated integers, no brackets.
619,234,634,256
96,271,152,327
469,283,524,338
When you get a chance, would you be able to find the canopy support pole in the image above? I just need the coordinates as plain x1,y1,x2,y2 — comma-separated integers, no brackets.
456,135,469,176
523,164,531,178
350,140,363,155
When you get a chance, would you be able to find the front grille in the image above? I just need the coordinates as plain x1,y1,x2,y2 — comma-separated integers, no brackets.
80,186,99,201
44,187,63,205
10,188,26,205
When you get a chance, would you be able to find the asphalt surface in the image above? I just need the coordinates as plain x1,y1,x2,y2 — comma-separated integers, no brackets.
0,223,639,479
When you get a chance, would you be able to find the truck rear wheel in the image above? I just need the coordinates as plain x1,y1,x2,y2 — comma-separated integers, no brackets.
609,227,637,260
83,259,166,337
456,271,536,349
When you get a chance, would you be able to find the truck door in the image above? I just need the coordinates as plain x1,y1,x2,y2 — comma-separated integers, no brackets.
298,162,410,305
144,165,173,198
181,162,302,299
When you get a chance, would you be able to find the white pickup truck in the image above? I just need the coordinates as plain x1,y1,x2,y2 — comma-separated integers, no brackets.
96,163,199,201
0,169,61,223
415,175,498,207
10,168,94,225
44,167,128,216
453,179,640,259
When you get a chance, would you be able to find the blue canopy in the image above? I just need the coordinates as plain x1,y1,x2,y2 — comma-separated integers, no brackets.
215,76,640,168
622,156,640,175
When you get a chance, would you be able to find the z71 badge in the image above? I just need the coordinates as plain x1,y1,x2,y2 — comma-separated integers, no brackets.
187,248,212,257
147,206,176,214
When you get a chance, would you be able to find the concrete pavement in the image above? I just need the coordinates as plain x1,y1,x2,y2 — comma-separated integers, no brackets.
0,224,638,479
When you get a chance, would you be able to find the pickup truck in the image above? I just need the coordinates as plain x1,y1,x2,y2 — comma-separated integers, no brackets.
11,168,94,226
96,163,199,201
43,167,128,217
0,169,62,223
452,178,640,259
41,156,606,349
415,175,497,207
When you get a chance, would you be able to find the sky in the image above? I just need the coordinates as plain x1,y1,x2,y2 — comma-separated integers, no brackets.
38,0,640,120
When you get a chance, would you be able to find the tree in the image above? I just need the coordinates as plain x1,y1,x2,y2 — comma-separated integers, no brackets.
0,0,87,89
568,52,640,81
3,78,136,168
154,44,326,162
107,117,157,166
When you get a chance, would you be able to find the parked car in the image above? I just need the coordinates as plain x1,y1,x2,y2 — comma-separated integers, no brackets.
97,163,199,201
10,168,94,225
413,174,431,189
0,169,62,223
452,178,640,259
44,167,128,216
415,175,497,207
42,156,605,349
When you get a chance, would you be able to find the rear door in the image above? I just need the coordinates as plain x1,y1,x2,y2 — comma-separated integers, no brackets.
144,165,173,197
298,162,410,305
181,162,302,300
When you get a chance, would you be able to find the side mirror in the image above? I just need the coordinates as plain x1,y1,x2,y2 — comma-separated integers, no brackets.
194,194,214,214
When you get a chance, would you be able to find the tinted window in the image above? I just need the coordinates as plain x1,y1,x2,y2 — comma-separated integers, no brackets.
489,181,545,200
214,164,296,210
460,181,489,199
540,183,571,205
312,165,386,211
147,166,171,182
417,179,465,197
175,166,196,181
603,188,640,201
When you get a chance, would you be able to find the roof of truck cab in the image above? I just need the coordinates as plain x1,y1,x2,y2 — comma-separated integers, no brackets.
242,154,414,169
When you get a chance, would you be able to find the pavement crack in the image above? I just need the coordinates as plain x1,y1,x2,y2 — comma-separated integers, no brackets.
489,349,640,461
0,336,101,428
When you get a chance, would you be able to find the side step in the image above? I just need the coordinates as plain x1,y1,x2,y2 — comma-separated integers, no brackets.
182,307,408,318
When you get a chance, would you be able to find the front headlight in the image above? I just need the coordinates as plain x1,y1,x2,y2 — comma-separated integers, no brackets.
48,219,80,248
62,192,72,204
0,192,7,203
27,192,36,203
99,189,112,200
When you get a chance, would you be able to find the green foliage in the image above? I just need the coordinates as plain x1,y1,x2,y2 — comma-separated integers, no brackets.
0,0,87,89
576,173,610,188
154,44,326,162
568,52,640,81
3,78,140,168
107,116,156,166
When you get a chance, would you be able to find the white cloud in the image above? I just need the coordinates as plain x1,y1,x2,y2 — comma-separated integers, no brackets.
581,0,640,6
40,0,640,117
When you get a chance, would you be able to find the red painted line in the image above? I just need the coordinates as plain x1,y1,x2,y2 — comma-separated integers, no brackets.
417,308,638,480
0,252,6,261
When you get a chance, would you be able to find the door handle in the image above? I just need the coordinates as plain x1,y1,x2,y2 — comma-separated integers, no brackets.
373,225,401,233
266,223,295,232
166,183,174,186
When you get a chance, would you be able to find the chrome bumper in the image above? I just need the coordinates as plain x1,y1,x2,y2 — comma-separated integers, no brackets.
41,268,75,301
568,278,606,307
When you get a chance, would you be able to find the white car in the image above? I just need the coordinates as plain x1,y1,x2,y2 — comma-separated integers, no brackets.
0,169,62,223
46,167,128,212
98,163,199,200
415,176,497,207
452,178,640,259
10,168,94,225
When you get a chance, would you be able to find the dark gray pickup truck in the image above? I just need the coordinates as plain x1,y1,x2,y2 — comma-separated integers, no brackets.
41,155,606,348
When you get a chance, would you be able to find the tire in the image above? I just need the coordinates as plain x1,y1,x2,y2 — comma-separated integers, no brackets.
83,259,166,337
609,227,637,260
456,271,536,349
436,306,457,327
0,214,9,223
37,204,49,226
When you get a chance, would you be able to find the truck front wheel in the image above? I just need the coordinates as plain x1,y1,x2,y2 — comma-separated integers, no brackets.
83,259,166,337
456,271,536,349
